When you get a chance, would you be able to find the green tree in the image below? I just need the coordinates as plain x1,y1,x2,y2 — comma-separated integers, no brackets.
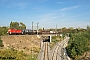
10,21,26,30
10,21,19,29
87,26,90,33
19,22,26,30
69,27,74,31
62,27,67,33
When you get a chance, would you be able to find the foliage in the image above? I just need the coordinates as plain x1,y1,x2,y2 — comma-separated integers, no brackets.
10,21,26,30
0,38,4,47
66,32,90,60
50,35,61,49
28,54,38,60
87,25,90,33
0,48,38,60
19,22,26,30
0,49,28,60
10,21,19,29
52,35,61,41
0,26,8,35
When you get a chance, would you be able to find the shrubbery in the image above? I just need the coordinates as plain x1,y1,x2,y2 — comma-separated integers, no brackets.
0,26,8,35
66,32,90,60
0,48,38,60
0,49,28,60
0,37,4,47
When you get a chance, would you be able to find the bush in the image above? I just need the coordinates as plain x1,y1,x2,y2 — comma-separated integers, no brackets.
66,32,89,60
0,26,8,35
0,49,29,60
0,39,4,47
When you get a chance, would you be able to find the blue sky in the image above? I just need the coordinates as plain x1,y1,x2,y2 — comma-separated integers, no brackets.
0,0,90,29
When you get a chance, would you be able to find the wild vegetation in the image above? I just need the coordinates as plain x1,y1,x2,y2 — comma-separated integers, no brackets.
66,26,90,60
0,37,4,47
50,35,61,49
0,48,38,60
0,26,8,35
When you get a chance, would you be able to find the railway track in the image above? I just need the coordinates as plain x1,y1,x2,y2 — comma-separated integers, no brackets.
43,42,49,60
51,37,69,60
37,42,50,60
52,42,62,60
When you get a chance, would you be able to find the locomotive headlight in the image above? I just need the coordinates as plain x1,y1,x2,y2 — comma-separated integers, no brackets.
7,32,8,33
8,29,11,31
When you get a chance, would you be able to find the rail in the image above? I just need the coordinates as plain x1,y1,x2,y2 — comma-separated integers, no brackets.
51,42,62,60
43,42,49,60
51,37,69,60
37,42,50,60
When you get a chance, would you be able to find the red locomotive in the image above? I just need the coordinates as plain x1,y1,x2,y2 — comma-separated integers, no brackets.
7,28,23,35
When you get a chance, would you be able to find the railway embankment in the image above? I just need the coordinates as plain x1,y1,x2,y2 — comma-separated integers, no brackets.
1,35,41,54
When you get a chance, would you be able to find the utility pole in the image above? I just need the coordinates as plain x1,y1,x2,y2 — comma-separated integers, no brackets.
32,22,33,32
37,22,39,35
56,24,57,33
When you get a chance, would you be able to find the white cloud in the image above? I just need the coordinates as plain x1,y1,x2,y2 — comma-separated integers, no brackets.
57,2,64,4
35,5,82,28
0,0,27,8
15,2,27,8
57,5,81,12
18,3,26,7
